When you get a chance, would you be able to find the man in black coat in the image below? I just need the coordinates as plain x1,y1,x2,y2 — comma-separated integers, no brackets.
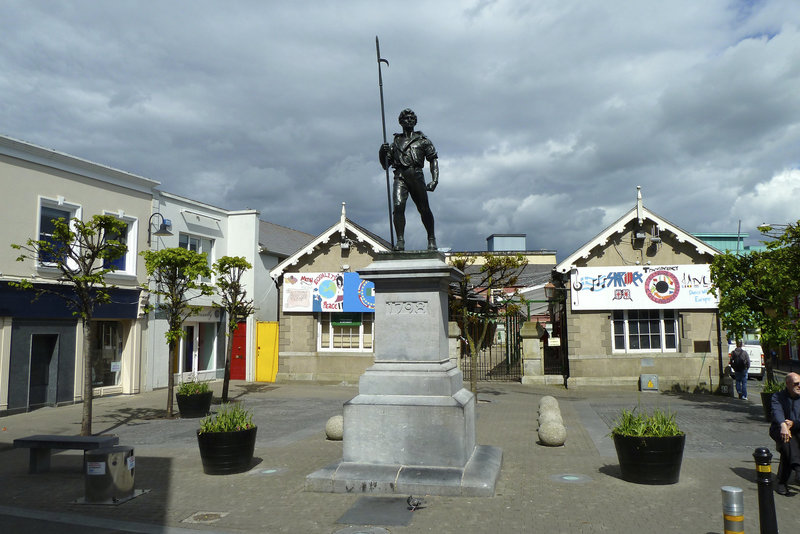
770,372,800,495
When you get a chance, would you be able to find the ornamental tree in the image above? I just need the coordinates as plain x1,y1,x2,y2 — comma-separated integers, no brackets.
449,253,528,398
213,256,255,402
141,247,213,417
11,214,128,435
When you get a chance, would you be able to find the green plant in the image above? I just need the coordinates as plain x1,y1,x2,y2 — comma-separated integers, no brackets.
761,379,784,394
177,380,210,396
611,408,683,437
199,403,254,434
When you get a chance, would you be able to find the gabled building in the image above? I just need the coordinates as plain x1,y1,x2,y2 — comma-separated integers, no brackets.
269,204,391,382
552,187,722,389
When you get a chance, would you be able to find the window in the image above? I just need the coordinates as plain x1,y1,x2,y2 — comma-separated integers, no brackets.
91,321,123,387
318,313,373,352
179,233,214,280
612,310,677,352
38,198,80,265
101,215,137,275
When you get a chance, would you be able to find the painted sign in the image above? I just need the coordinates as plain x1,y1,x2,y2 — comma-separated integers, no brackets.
282,272,375,313
570,264,717,310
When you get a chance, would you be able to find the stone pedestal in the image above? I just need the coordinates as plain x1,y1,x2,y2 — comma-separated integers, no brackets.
306,251,502,496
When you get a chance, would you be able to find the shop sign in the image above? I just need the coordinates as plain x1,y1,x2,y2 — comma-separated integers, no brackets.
570,264,717,310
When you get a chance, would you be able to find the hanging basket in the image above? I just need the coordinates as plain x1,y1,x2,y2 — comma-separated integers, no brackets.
196,426,257,475
613,433,685,485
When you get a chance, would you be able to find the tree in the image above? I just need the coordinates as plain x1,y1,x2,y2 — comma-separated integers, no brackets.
142,247,213,417
710,220,800,379
11,214,128,435
449,253,528,397
213,256,255,402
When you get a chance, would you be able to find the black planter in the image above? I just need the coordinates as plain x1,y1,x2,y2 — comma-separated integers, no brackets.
613,433,686,485
761,392,775,423
176,391,213,418
196,426,257,475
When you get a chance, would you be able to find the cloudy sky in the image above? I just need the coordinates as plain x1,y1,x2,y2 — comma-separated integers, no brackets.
2,0,800,258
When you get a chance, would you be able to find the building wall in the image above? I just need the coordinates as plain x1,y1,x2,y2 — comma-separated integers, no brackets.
276,235,379,383
564,220,721,390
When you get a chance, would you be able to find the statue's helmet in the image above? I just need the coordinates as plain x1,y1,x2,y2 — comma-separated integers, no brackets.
398,108,417,125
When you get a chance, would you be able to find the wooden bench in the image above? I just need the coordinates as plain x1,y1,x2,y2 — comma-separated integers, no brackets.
13,434,119,473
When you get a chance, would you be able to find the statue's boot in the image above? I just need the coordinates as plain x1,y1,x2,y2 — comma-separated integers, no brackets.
395,236,405,251
427,237,437,251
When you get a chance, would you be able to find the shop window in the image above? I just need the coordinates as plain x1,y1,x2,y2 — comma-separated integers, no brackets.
612,310,677,352
318,313,373,352
91,321,123,387
179,233,214,281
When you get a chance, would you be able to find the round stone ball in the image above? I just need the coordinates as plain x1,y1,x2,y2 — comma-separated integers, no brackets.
539,396,559,412
538,421,567,447
325,415,344,440
538,410,563,426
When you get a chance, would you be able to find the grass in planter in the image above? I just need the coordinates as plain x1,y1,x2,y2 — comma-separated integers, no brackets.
611,408,683,437
761,379,784,394
199,403,254,434
177,380,210,396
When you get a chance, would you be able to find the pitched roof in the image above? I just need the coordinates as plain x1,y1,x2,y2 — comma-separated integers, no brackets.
258,220,315,258
555,186,719,274
269,203,391,280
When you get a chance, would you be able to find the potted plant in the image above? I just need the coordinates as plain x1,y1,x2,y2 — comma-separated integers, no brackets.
196,403,257,475
176,380,213,418
611,407,685,485
760,379,784,422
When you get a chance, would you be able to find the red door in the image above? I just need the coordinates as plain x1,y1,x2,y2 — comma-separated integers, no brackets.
230,321,247,380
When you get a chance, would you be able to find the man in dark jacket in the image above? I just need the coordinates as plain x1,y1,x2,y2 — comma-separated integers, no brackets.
770,372,800,495
730,340,750,399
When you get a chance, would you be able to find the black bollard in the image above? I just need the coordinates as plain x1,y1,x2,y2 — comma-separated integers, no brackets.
753,447,779,534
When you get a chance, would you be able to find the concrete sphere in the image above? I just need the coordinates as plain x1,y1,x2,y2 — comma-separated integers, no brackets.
538,421,567,447
325,415,344,440
538,410,563,426
539,396,559,412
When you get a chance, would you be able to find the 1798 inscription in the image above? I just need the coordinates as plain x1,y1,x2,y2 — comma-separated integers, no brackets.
386,300,428,315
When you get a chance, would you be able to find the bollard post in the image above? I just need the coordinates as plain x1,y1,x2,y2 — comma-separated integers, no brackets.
721,486,744,534
752,447,779,534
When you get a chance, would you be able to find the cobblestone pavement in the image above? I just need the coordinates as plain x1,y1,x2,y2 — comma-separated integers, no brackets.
0,379,793,533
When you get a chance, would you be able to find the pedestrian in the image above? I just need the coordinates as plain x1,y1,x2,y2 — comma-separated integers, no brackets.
769,372,800,495
729,340,750,400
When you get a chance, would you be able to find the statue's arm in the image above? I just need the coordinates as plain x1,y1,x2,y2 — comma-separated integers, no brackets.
379,143,392,170
427,157,439,191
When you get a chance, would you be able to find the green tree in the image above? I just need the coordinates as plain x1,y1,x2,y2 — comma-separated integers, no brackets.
449,253,528,398
213,256,255,402
11,214,128,435
710,220,800,379
142,247,213,417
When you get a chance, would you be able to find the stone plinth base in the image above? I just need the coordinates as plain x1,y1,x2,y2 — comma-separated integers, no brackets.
521,375,566,386
305,445,502,497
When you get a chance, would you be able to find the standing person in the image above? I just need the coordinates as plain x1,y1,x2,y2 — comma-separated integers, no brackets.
770,372,800,495
729,340,750,400
379,108,438,251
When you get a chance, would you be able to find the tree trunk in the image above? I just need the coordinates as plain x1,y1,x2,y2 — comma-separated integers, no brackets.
167,341,177,418
80,319,94,436
470,347,478,403
222,325,233,402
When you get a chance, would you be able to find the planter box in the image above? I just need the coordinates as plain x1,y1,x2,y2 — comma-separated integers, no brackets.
176,391,213,418
197,426,257,475
760,392,775,423
613,433,685,485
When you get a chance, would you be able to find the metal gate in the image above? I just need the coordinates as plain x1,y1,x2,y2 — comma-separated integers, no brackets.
461,314,522,382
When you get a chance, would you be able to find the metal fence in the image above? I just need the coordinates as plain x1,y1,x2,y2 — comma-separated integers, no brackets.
461,314,522,382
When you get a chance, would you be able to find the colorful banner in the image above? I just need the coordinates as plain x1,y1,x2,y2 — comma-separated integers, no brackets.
569,264,717,310
282,272,375,313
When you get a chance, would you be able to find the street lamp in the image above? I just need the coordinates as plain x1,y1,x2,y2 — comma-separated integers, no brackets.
147,212,173,245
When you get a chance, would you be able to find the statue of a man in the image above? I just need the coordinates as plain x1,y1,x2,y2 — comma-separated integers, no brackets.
379,108,438,251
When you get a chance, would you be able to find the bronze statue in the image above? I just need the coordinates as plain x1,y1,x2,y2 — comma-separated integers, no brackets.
379,109,438,251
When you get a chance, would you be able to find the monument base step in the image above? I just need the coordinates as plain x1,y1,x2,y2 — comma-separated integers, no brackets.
305,445,502,497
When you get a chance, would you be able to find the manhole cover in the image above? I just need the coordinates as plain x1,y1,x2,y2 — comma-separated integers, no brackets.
334,528,390,534
550,473,592,483
182,511,229,524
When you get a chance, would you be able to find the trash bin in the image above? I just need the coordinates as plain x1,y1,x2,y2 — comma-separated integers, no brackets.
85,445,135,503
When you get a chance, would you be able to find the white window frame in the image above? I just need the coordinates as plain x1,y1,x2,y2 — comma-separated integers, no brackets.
317,312,374,352
178,232,214,282
102,211,138,276
611,309,678,353
37,196,82,269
